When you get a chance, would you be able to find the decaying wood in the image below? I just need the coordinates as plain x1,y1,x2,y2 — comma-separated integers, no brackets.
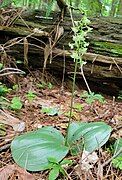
0,10,122,90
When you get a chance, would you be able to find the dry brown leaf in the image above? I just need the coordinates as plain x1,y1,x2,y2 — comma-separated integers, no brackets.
0,164,35,180
54,26,64,42
80,151,99,171
44,44,51,68
112,115,122,122
97,161,103,180
74,164,95,180
33,28,49,36
24,37,28,65
0,110,25,132
57,123,68,129
0,164,15,180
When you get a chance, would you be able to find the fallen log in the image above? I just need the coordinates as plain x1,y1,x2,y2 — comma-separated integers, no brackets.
0,9,122,93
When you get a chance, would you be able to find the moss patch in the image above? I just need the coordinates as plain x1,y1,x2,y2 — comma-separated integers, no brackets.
93,41,122,56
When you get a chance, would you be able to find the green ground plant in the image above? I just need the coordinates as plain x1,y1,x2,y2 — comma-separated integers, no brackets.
0,83,11,109
37,82,53,90
112,157,122,170
112,138,122,170
12,84,19,91
10,96,23,110
73,103,83,111
0,63,3,69
26,90,37,102
117,90,122,100
47,157,72,180
80,91,105,104
0,83,11,96
11,122,112,173
41,106,59,116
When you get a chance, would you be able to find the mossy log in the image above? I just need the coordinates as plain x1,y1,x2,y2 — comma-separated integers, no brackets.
0,10,122,91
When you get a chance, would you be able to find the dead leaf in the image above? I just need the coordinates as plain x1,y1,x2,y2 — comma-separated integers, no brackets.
74,164,95,180
0,165,15,180
0,164,35,180
97,161,103,180
24,37,28,65
0,110,25,132
80,150,99,171
33,28,49,36
112,115,122,122
44,44,51,68
54,26,64,42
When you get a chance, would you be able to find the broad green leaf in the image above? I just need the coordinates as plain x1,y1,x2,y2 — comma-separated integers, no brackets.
49,166,60,180
11,126,69,171
112,138,122,169
67,122,112,154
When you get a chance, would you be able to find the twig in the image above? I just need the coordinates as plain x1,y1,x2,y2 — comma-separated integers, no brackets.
0,68,25,76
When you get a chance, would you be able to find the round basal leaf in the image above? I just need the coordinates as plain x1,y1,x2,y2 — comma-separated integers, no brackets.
11,126,69,171
67,122,112,153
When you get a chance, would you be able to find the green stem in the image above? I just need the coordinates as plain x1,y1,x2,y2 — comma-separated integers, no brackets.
65,58,78,145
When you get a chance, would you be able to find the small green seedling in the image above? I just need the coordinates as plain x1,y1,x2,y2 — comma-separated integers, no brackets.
0,83,11,96
41,106,59,116
118,91,122,100
26,91,36,102
0,63,3,69
73,103,83,111
47,157,72,180
65,111,77,119
80,91,105,104
47,82,53,89
37,82,53,90
10,97,22,110
12,84,19,91
37,82,47,89
16,60,23,64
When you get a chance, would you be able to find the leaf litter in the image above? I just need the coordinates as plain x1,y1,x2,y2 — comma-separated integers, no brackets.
0,71,122,179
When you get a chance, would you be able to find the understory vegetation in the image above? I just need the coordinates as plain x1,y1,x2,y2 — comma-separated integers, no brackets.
0,0,122,179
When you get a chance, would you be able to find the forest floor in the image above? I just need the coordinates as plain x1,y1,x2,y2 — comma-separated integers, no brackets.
0,70,122,180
